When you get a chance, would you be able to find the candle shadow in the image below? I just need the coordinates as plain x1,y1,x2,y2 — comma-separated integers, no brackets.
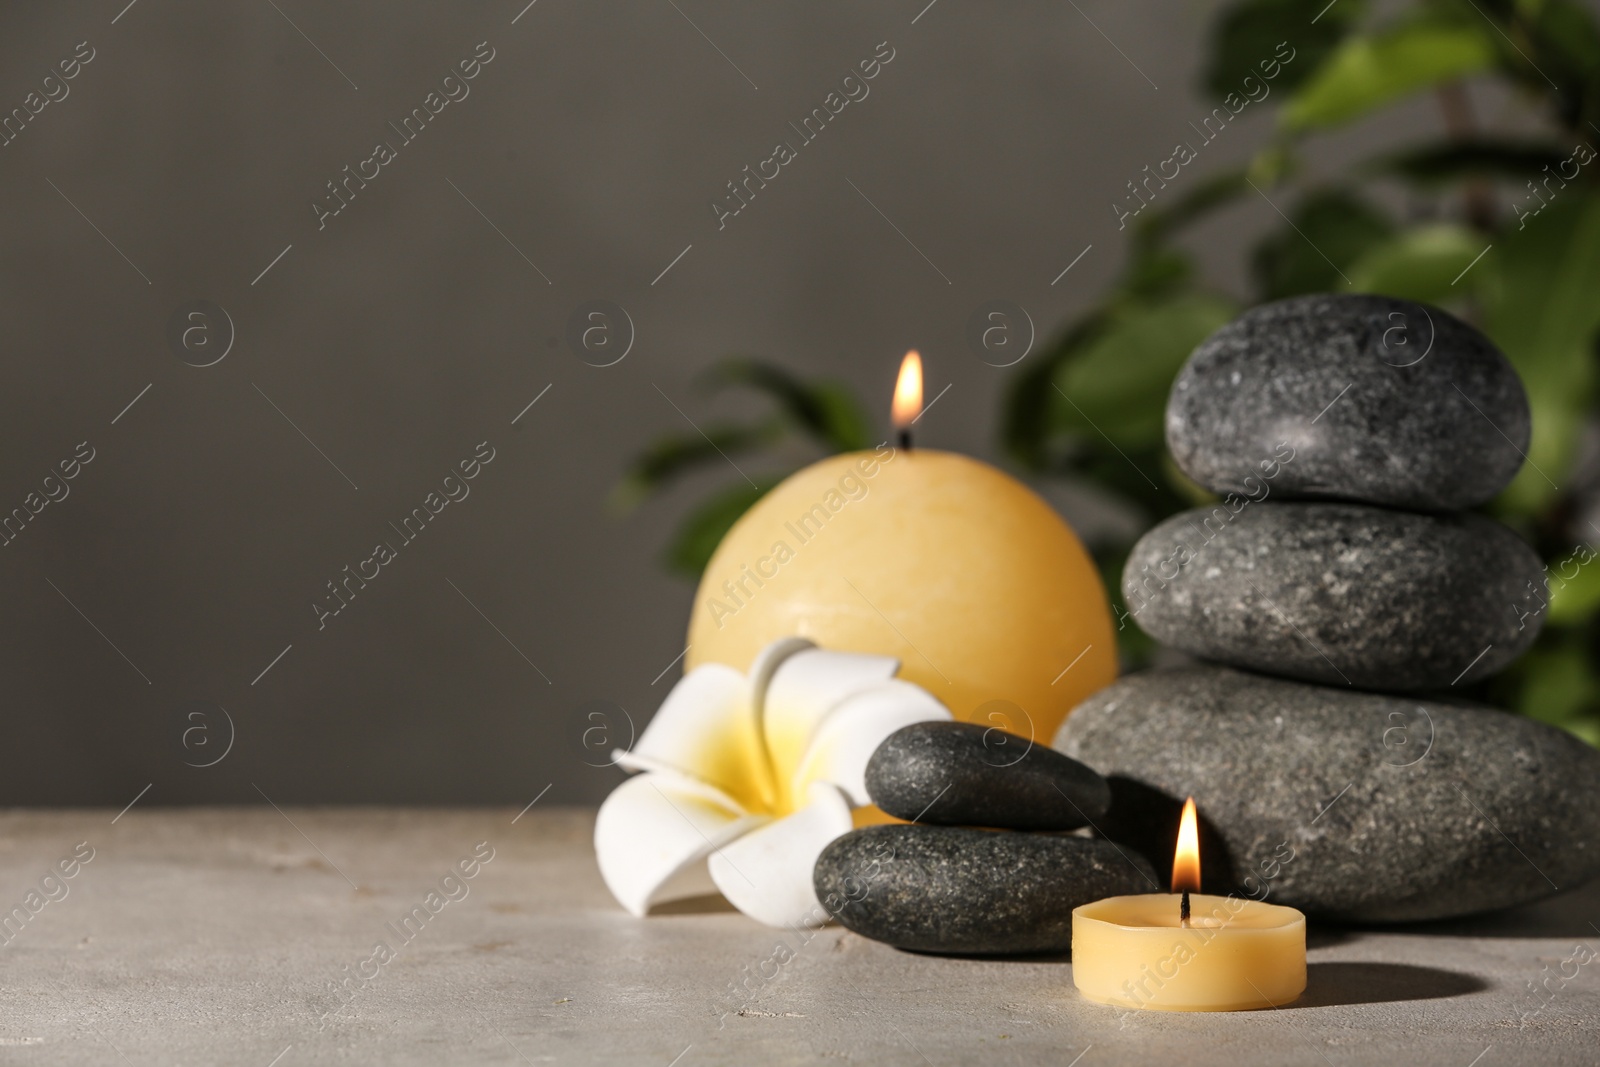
1292,962,1487,1008
1306,927,1357,950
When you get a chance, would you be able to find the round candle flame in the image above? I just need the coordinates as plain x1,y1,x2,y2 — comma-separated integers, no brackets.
1172,796,1201,894
891,350,923,429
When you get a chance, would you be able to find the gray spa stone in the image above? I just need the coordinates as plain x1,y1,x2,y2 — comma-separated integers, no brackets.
814,825,1155,955
1166,294,1530,511
865,722,1111,830
1053,666,1600,922
1121,501,1545,690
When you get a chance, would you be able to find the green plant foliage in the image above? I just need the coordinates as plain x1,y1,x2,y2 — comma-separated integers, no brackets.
1249,188,1393,299
663,477,785,577
1345,223,1483,305
1548,554,1600,627
610,422,781,513
698,360,870,453
1497,0,1600,127
1282,15,1497,130
1003,310,1114,474
1000,293,1234,566
1051,295,1238,451
1481,197,1600,515
1506,640,1600,746
1202,0,1362,100
1366,138,1570,186
613,358,871,575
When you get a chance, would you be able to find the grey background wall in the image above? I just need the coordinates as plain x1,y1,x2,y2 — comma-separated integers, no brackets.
0,0,1451,805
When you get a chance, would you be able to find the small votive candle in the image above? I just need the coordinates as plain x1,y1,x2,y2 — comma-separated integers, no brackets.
1072,796,1306,1011
1071,892,1306,1011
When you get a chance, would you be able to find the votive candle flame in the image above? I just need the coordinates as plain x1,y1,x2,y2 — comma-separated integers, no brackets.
1072,798,1306,1011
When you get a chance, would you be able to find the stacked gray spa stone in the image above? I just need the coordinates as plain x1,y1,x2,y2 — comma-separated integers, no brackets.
1054,294,1600,922
814,721,1155,954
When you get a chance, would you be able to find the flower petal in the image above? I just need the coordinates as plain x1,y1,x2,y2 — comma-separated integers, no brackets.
762,647,900,801
707,781,854,929
747,636,816,713
594,772,768,917
614,662,771,811
791,679,953,806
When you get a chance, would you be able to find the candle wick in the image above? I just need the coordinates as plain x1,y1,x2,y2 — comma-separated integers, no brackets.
1180,890,1191,928
897,428,912,453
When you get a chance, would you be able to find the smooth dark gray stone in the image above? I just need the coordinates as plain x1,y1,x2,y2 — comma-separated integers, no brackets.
1166,294,1530,511
815,825,1156,954
1121,502,1546,690
865,722,1111,830
1053,666,1600,922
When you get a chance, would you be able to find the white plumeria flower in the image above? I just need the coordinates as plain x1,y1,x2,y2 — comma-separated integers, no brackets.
595,637,951,928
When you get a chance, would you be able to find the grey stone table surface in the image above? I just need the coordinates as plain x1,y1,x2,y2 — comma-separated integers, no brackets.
2,808,1598,1066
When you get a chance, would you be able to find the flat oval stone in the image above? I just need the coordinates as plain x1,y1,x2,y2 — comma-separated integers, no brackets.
814,825,1156,955
1122,502,1545,690
1167,294,1530,511
865,722,1111,830
1054,666,1600,922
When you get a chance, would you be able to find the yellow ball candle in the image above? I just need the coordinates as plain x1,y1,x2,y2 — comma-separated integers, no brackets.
686,444,1116,743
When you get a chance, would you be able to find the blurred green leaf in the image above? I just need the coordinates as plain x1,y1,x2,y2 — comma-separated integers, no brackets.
1548,550,1600,625
611,421,781,512
1121,246,1196,300
1245,142,1298,188
1529,0,1600,69
1346,223,1483,304
1365,138,1569,186
699,359,870,452
1068,443,1182,525
1202,0,1362,100
662,477,785,578
613,358,871,532
1282,17,1497,130
1006,293,1235,513
1482,194,1600,515
1250,188,1393,299
809,382,873,451
1161,451,1219,508
1568,719,1600,747
1002,310,1112,471
1502,0,1600,127
1512,641,1599,727
1052,294,1238,451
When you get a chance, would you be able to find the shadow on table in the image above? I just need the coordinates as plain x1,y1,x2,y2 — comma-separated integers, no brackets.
1306,927,1358,950
1293,962,1487,1008
650,894,740,916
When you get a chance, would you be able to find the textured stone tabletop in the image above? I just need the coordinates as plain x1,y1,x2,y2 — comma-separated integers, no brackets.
2,808,1596,1066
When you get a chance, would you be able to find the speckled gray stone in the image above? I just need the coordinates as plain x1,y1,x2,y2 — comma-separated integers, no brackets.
814,825,1156,954
1167,294,1530,511
1121,502,1546,690
1053,666,1600,922
864,722,1111,830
